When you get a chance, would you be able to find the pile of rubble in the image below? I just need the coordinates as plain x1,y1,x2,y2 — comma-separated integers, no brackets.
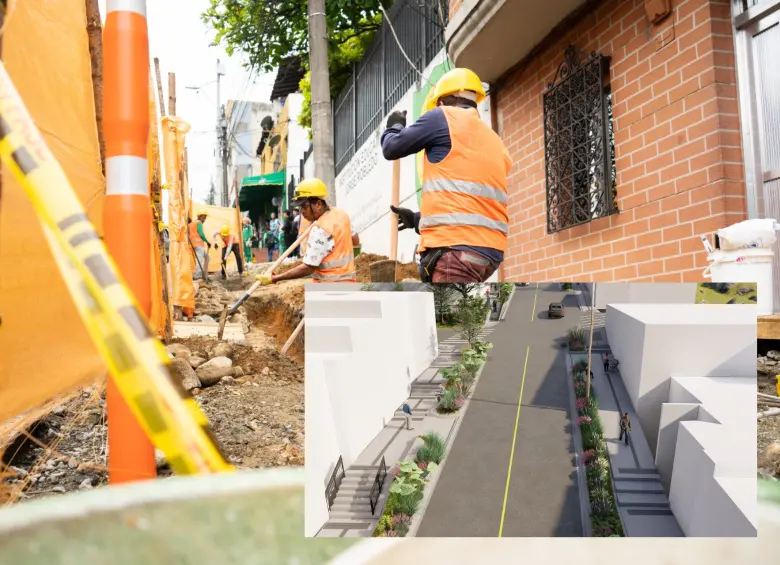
758,350,780,480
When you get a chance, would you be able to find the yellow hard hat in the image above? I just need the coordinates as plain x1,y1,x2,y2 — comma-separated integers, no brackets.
220,225,230,236
197,210,208,217
424,68,486,112
293,178,328,202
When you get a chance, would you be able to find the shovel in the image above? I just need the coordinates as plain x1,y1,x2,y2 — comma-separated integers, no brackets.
370,158,401,283
217,223,314,340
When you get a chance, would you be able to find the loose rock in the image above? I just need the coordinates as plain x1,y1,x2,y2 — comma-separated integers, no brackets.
189,356,207,369
169,358,201,391
166,344,192,360
211,342,234,359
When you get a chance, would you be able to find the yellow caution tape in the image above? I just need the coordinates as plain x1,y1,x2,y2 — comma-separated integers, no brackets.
0,63,233,475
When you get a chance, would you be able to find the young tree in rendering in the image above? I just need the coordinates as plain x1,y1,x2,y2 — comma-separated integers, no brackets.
456,296,488,347
428,283,457,324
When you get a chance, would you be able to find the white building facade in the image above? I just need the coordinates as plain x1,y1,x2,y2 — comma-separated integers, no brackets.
605,303,757,536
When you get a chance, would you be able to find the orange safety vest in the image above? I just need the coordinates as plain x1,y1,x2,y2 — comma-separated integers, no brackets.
419,106,512,253
299,216,311,255
219,233,237,248
189,221,206,248
310,208,356,283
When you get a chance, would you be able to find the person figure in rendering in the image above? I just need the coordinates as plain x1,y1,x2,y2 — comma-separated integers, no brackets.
402,402,413,430
603,354,610,372
189,210,210,280
214,224,244,280
380,68,512,283
619,412,631,446
253,178,360,286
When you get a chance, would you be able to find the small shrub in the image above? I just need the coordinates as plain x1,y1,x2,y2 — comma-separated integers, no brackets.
396,490,423,516
455,395,465,409
574,382,587,398
575,397,588,411
391,514,412,529
386,530,398,537
573,360,589,372
439,389,459,412
389,465,401,480
590,487,613,518
581,428,601,451
394,521,410,537
562,282,574,290
581,449,597,464
577,415,592,426
416,432,446,465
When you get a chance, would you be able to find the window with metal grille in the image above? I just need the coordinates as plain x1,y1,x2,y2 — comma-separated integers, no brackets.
543,45,618,234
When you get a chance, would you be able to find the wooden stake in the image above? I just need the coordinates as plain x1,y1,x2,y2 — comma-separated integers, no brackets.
281,318,305,356
154,58,166,116
85,0,105,174
168,72,176,117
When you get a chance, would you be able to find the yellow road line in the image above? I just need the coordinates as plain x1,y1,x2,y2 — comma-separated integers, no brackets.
498,345,530,537
531,282,539,322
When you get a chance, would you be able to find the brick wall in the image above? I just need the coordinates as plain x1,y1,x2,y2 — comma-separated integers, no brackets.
498,0,745,282
450,0,463,21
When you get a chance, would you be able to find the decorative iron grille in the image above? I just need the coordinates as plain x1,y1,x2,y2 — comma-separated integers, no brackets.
543,46,617,234
333,0,448,175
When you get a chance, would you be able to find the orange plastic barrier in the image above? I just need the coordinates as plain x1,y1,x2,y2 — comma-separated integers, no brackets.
147,72,168,339
161,116,195,314
0,0,105,421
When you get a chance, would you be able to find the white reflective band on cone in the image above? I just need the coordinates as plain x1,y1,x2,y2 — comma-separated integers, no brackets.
105,156,150,196
107,0,147,16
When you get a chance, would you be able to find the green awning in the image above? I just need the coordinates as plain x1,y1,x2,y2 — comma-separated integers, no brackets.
241,170,286,187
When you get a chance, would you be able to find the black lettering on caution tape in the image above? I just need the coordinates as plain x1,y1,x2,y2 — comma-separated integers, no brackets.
58,213,88,231
165,455,192,475
132,390,168,435
84,254,118,288
69,230,100,248
118,305,151,341
104,333,137,373
0,116,11,140
11,147,37,175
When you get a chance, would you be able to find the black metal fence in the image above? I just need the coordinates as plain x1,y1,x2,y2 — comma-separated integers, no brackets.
325,456,346,511
333,0,449,175
369,456,388,515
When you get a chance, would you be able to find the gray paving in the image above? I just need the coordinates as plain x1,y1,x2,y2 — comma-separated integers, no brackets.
417,283,583,537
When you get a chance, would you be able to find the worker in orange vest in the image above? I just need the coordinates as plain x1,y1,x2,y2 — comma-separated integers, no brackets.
213,224,244,280
188,210,210,280
255,178,359,285
381,68,512,283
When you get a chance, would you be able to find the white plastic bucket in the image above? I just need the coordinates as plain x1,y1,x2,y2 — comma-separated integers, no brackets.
702,248,774,315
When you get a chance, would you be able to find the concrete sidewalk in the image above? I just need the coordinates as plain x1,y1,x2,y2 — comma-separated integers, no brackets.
571,353,683,537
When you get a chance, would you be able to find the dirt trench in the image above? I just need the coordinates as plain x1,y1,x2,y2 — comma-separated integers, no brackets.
244,292,304,364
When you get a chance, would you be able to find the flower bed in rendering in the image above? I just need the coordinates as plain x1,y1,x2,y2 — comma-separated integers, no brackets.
372,432,446,537
567,326,586,351
572,360,624,537
437,340,492,414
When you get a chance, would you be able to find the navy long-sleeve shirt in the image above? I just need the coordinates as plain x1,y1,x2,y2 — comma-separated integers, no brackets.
380,105,504,267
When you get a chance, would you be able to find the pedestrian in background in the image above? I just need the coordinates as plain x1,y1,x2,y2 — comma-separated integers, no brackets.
402,402,413,430
619,413,631,446
603,354,610,372
242,217,256,264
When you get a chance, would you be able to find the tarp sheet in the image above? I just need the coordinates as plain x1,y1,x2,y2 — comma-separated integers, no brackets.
148,73,169,339
162,116,195,313
0,0,106,421
192,203,243,273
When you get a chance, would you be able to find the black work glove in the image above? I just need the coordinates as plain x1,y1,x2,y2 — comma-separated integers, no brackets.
390,205,420,234
386,110,407,129
213,243,218,249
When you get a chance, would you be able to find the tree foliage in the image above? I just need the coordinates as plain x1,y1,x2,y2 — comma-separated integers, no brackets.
203,1,387,134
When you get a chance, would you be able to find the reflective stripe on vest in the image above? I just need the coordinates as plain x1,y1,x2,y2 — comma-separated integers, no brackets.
419,106,512,253
311,207,356,283
189,221,205,247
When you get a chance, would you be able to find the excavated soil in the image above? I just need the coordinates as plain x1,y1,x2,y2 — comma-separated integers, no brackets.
1,277,305,503
275,252,420,282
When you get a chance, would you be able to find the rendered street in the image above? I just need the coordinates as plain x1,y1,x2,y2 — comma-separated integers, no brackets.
417,283,584,537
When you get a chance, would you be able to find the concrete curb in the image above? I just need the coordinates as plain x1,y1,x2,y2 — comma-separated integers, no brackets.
498,286,517,321
406,328,493,538
564,352,593,538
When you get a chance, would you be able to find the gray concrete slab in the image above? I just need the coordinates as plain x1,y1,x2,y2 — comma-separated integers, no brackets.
416,283,583,537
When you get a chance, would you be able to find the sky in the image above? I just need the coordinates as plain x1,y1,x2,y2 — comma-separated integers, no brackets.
98,0,277,203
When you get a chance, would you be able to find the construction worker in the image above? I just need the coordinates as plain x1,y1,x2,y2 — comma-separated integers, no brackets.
189,211,210,280
255,178,359,285
380,68,512,283
242,217,256,264
213,224,244,280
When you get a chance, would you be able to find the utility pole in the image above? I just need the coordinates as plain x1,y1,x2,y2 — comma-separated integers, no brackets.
215,60,226,205
168,72,176,116
307,0,336,204
586,282,596,399
220,105,229,206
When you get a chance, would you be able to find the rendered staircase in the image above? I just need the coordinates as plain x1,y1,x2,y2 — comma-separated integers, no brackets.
316,465,390,538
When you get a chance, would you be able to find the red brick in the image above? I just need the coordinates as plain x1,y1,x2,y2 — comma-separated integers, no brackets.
665,253,695,272
614,264,639,280
663,222,694,242
661,191,691,212
649,210,679,230
637,230,663,249
638,259,666,277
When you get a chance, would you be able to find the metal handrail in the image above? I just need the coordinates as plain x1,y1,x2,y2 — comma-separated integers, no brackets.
325,456,345,512
369,456,388,515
